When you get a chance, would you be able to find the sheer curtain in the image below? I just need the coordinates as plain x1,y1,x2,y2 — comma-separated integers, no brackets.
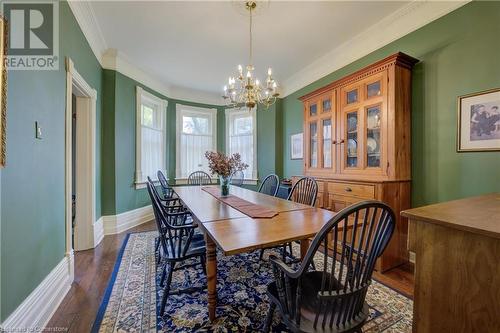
136,87,166,184
226,109,256,180
176,106,217,179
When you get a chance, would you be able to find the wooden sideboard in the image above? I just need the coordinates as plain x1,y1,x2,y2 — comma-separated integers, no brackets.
296,52,419,271
402,194,500,333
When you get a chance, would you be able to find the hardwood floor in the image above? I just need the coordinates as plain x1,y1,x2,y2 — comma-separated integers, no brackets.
47,221,414,331
47,222,157,332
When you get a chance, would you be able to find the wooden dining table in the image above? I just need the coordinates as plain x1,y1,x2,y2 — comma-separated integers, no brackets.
173,185,336,322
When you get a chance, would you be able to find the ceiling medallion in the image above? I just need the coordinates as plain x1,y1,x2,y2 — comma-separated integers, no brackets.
222,1,279,110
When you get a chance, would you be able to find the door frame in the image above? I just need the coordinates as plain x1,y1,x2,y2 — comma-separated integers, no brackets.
65,58,98,263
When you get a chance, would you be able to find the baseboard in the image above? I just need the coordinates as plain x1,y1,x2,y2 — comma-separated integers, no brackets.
103,205,154,235
93,217,104,247
0,252,74,331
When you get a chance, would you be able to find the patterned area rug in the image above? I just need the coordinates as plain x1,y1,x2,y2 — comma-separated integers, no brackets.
92,232,412,332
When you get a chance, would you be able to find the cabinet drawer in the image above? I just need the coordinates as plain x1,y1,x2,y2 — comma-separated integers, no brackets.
328,182,375,199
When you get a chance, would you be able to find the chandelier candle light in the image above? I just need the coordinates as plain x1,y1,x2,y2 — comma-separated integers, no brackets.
223,1,279,110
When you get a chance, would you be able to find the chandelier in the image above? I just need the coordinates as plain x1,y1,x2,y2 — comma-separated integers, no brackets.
222,1,279,110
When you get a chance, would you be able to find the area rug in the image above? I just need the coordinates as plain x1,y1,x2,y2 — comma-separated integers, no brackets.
92,232,412,332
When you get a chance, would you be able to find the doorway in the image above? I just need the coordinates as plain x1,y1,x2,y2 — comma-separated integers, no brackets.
65,58,99,260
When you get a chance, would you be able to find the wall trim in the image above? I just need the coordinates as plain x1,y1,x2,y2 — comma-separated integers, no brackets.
280,0,470,96
0,253,74,331
103,205,154,235
93,217,104,247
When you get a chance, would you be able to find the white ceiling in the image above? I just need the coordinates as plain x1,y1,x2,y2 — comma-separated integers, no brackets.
77,1,467,102
89,1,408,95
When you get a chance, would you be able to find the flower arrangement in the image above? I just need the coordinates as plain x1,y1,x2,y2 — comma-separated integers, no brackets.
205,151,248,196
205,151,248,178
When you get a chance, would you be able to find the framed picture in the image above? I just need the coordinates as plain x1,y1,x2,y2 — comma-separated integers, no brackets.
0,16,6,167
290,132,303,160
457,88,500,152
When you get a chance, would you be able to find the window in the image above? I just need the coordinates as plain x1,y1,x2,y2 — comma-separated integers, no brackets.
135,87,167,187
176,105,217,179
225,109,257,181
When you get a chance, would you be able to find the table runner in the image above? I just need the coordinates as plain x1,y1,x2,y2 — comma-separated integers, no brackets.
201,187,278,218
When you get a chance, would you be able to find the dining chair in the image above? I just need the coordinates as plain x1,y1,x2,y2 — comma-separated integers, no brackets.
259,176,318,262
230,170,245,187
287,176,318,206
157,170,175,199
148,176,190,263
147,182,207,315
264,201,396,333
258,174,280,197
188,171,212,185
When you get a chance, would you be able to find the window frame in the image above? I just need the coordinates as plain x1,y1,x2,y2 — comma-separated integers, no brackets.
175,104,218,183
225,108,258,185
135,86,168,189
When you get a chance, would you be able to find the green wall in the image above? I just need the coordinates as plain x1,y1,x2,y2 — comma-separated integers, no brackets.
281,1,500,206
101,70,226,215
102,70,282,214
0,2,103,320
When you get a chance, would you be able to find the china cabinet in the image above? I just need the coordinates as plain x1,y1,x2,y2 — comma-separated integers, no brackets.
296,52,418,271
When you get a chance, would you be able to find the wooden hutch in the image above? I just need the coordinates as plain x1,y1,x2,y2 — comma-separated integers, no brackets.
295,52,418,272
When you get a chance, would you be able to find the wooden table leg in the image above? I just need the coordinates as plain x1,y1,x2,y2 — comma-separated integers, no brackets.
205,234,217,322
300,238,310,260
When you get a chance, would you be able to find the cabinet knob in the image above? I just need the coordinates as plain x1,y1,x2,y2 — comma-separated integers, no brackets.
339,139,345,144
345,187,352,192
332,140,337,145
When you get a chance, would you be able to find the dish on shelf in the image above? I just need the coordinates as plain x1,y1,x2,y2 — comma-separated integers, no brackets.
367,113,380,129
347,139,357,156
347,116,357,132
367,137,378,153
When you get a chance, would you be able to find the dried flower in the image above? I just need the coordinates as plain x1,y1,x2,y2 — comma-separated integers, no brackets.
204,151,249,178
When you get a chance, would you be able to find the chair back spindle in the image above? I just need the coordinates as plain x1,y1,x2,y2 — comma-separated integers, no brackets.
157,170,174,198
258,174,280,197
188,171,212,186
230,170,245,187
287,177,318,207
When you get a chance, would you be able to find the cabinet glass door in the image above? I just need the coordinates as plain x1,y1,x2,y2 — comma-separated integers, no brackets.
346,111,358,168
323,119,332,168
310,122,318,168
366,106,381,167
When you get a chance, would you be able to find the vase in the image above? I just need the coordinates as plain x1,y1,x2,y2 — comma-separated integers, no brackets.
219,175,230,196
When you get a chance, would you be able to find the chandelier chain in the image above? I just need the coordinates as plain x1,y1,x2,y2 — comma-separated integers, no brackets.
249,4,253,66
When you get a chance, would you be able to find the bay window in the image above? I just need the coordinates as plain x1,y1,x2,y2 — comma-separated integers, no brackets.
176,105,217,180
225,108,257,182
135,86,167,187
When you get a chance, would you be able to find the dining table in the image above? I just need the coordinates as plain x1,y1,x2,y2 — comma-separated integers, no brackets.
173,185,337,322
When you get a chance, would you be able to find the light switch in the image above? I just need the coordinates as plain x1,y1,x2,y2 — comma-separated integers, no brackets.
35,121,43,139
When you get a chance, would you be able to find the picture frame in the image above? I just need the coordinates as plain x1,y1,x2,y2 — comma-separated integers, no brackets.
290,132,303,160
457,88,500,152
0,16,6,167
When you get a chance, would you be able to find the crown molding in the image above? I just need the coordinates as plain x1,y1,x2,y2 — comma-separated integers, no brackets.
101,49,222,106
280,0,470,97
67,0,107,66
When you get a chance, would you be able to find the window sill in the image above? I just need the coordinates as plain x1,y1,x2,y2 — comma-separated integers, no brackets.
134,179,160,189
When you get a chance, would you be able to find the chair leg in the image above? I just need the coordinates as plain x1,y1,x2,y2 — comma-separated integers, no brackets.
200,255,207,275
155,237,160,252
288,242,293,258
156,246,162,265
160,264,174,315
160,262,168,287
264,302,276,332
259,249,265,261
282,245,287,262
